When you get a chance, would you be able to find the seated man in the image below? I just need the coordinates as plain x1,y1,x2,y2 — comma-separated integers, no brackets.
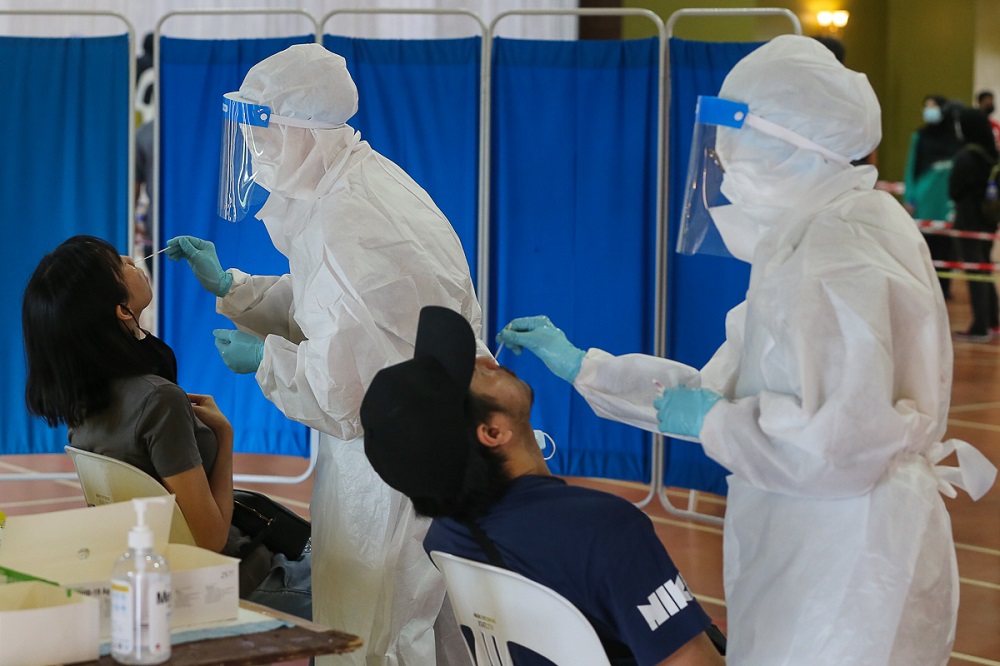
360,306,725,666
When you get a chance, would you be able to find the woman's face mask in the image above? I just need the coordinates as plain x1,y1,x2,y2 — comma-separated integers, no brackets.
923,105,943,125
136,333,178,384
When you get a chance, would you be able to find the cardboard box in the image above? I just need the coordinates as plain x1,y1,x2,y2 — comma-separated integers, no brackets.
0,498,239,639
0,581,100,666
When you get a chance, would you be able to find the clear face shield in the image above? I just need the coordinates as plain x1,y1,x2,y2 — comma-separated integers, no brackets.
218,92,342,222
219,93,273,223
676,96,746,257
676,95,854,257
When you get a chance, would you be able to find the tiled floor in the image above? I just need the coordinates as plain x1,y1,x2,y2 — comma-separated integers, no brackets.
1,285,998,664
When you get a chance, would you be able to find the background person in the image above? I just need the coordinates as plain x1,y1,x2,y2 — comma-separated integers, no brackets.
976,89,1000,150
950,107,1000,341
22,235,311,619
904,94,964,299
499,36,996,665
361,306,726,666
168,43,484,665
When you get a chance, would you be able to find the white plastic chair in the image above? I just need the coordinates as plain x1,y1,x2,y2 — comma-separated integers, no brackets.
64,445,197,546
430,550,612,666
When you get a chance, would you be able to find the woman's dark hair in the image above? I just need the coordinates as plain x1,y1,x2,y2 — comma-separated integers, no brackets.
22,235,155,427
410,391,513,521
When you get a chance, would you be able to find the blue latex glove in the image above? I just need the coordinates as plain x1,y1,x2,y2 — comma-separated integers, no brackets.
166,235,233,297
495,315,586,383
213,329,264,374
653,386,724,438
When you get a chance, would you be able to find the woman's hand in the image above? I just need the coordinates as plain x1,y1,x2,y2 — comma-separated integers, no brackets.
188,393,233,446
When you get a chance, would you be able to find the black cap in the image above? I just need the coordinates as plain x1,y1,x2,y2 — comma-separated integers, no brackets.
361,306,477,500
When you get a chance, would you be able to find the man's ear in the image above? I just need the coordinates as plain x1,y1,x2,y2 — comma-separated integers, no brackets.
476,416,513,449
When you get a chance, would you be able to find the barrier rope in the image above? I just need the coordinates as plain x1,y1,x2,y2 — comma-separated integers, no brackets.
934,260,998,271
875,180,905,195
915,220,1000,241
935,271,1000,283
875,181,1000,281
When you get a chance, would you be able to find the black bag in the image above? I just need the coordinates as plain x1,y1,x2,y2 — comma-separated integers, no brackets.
966,143,1000,224
983,162,1000,224
231,489,311,561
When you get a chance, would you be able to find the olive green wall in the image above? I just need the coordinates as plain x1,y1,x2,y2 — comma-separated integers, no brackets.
622,0,978,183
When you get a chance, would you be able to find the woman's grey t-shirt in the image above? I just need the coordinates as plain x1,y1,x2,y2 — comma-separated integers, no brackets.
68,374,217,481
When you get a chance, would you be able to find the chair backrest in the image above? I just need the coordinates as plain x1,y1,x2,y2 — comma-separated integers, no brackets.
64,445,197,546
430,551,613,666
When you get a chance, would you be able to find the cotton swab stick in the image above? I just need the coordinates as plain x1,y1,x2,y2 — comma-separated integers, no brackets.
142,247,169,262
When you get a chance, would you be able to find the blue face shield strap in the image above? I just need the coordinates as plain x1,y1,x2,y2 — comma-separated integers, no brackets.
697,95,749,128
697,95,853,167
222,93,272,127
222,92,343,130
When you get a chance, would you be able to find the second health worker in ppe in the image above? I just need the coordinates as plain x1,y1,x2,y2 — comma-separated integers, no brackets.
168,44,484,666
499,35,996,666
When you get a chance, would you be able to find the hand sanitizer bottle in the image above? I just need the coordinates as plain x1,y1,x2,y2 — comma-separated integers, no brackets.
111,498,172,664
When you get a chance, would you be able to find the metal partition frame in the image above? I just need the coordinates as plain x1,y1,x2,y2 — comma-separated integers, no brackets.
155,10,321,486
490,8,672,513
322,8,490,340
488,8,666,357
0,10,135,481
653,7,803,525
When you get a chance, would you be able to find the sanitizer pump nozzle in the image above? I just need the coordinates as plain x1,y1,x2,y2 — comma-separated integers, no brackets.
111,497,172,665
128,498,155,550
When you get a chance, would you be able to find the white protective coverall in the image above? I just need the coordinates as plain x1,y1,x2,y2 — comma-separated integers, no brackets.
570,36,997,665
217,45,483,666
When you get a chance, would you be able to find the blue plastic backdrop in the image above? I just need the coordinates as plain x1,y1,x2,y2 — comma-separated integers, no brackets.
1,35,129,454
1,33,766,494
324,35,481,278
490,37,659,481
158,35,314,456
661,38,764,492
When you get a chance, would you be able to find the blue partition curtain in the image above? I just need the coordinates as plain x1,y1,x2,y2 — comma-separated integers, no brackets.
158,35,314,456
324,35,481,278
0,35,129,454
490,37,659,481
661,38,764,493
2,31,771,492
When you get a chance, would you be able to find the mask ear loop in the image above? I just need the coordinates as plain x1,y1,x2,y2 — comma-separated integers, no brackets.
534,429,557,461
121,305,145,340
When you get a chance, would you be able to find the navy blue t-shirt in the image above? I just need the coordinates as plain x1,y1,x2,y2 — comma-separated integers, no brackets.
424,475,712,665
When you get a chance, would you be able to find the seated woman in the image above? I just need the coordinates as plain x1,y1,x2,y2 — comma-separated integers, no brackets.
21,235,310,618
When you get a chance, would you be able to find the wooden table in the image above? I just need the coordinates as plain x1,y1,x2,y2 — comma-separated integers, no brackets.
71,601,363,666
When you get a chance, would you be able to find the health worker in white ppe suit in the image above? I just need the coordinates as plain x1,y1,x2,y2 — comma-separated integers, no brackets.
497,35,997,666
167,43,484,666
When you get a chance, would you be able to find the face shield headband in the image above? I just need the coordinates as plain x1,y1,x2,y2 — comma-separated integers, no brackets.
676,95,853,257
218,92,343,222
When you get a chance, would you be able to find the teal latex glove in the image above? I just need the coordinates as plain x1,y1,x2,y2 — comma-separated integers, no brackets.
213,329,264,374
653,386,724,438
495,315,585,383
166,235,233,297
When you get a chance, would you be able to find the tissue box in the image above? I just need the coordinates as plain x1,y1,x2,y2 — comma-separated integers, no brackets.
0,498,239,638
0,581,100,666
